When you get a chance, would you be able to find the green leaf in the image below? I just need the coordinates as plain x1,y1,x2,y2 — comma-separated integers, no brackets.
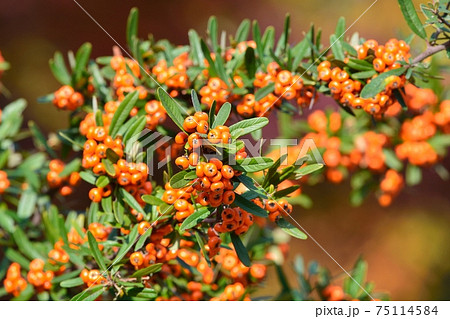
229,117,269,139
73,43,92,85
96,175,110,188
263,154,288,188
194,231,211,267
207,16,219,53
112,225,139,265
398,0,427,39
141,195,165,206
290,39,309,71
344,257,367,297
191,89,202,112
273,185,301,198
294,163,324,177
255,82,275,101
232,157,274,173
71,285,104,301
360,67,406,99
200,40,218,77
87,231,107,272
335,17,346,38
131,263,163,278
212,102,231,128
233,194,268,217
49,51,71,85
235,19,251,42
5,249,30,270
351,70,377,79
157,87,186,132
383,149,403,171
276,217,307,240
169,170,194,189
330,34,345,60
346,58,374,71
244,47,256,78
119,188,145,215
102,158,116,177
179,207,212,233
109,90,139,137
80,171,96,185
127,8,139,50
59,158,81,178
12,228,43,260
230,233,251,267
188,30,205,66
60,277,84,288
275,14,290,56
123,115,147,144
17,190,37,219
406,164,422,186
135,227,152,251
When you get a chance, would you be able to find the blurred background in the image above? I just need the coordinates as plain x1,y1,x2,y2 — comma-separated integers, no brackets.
1,0,449,300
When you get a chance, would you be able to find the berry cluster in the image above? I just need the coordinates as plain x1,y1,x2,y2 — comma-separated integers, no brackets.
46,159,81,196
53,85,84,111
396,111,438,166
378,169,404,207
48,240,70,272
236,93,277,118
80,269,107,287
199,78,231,109
88,222,112,250
213,207,254,235
27,259,53,291
435,100,450,133
152,52,191,94
319,39,410,116
3,263,27,297
0,170,10,193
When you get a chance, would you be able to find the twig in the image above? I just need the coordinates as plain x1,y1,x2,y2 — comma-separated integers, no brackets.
410,41,450,65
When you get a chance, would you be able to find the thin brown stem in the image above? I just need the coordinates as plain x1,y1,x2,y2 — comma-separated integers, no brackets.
410,41,450,65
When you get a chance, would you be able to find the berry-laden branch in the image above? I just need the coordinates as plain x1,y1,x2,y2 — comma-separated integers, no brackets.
2,5,450,301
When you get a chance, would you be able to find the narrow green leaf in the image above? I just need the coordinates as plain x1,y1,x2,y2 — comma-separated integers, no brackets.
230,233,251,267
127,8,139,49
360,67,406,99
109,90,139,137
49,52,71,85
17,190,37,219
229,117,269,138
233,194,268,217
191,89,202,112
406,164,422,186
232,157,274,173
212,102,231,128
119,188,145,215
157,88,186,132
276,217,307,239
398,0,427,39
235,19,251,42
87,231,107,272
141,195,165,206
131,263,163,278
255,82,275,101
330,34,345,60
80,171,96,185
179,207,212,233
96,175,110,188
60,277,84,288
73,43,92,85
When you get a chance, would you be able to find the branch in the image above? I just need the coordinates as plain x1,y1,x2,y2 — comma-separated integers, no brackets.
410,41,450,65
